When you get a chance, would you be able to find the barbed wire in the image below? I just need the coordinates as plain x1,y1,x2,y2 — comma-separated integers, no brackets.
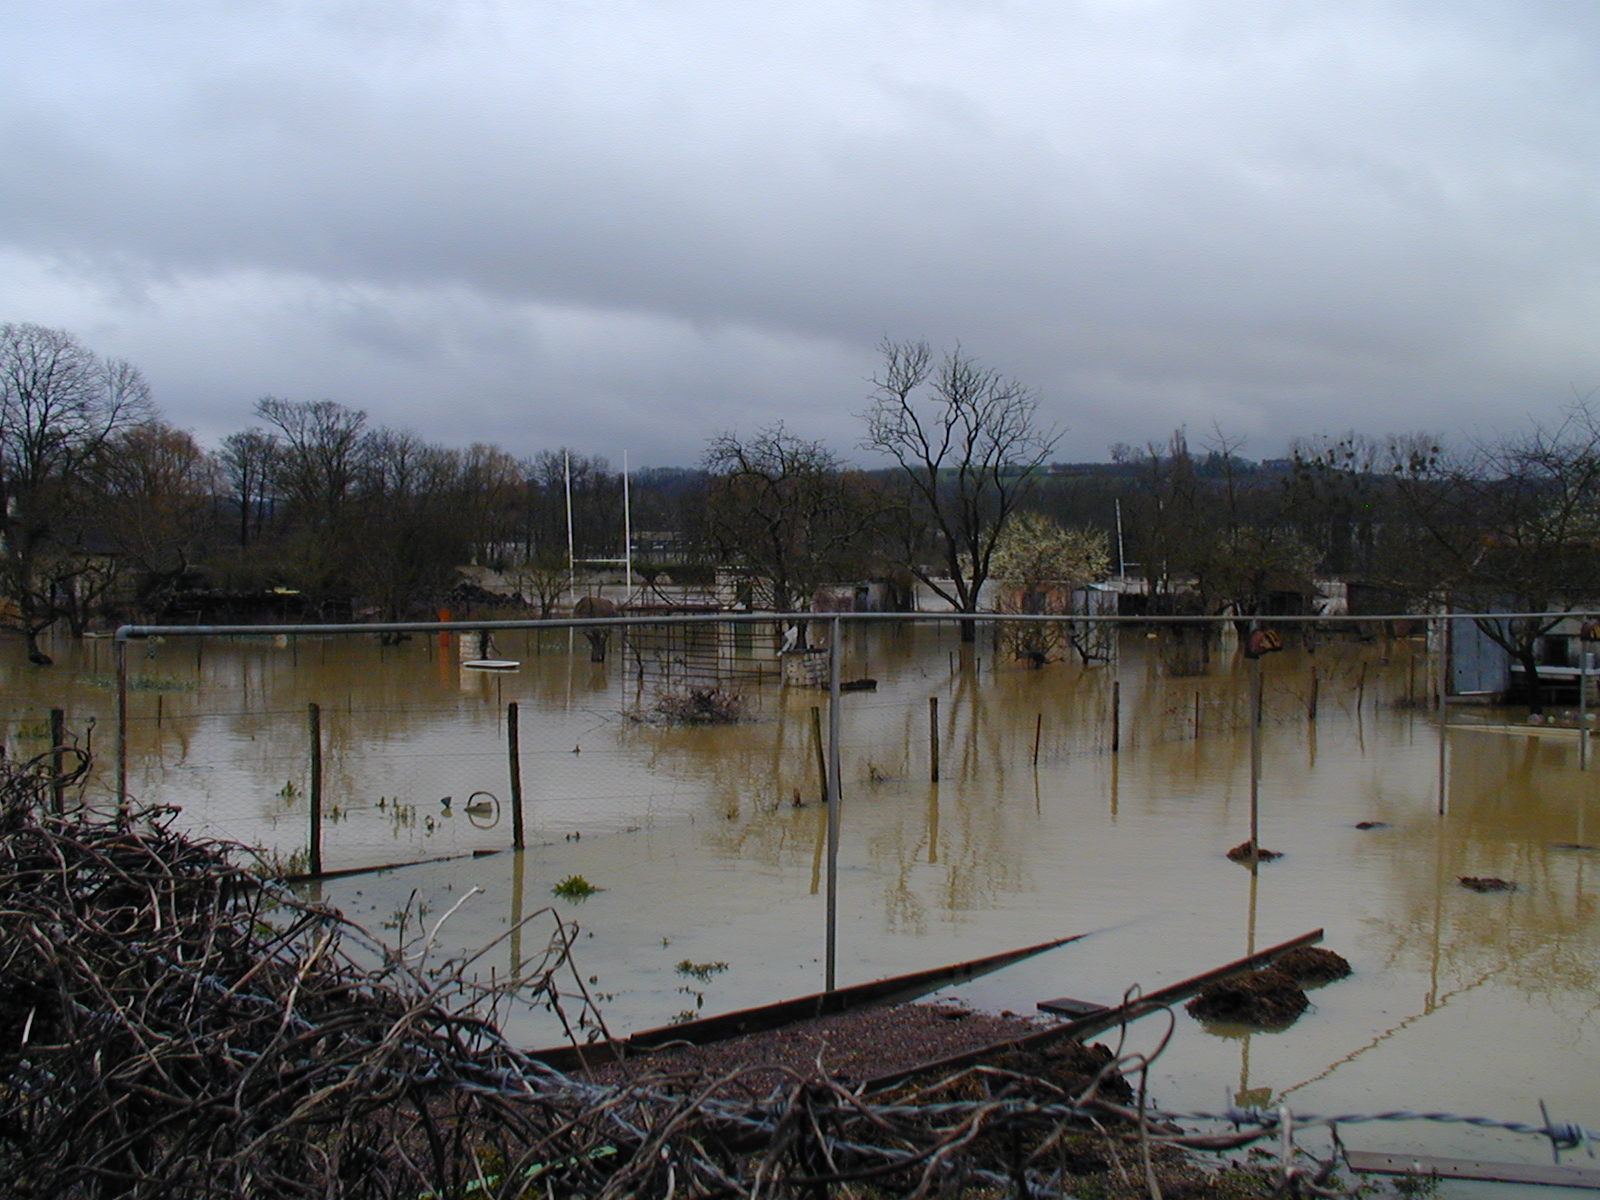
1178,1102,1597,1157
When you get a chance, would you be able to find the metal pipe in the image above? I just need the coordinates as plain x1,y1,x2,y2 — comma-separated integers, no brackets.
111,608,1594,647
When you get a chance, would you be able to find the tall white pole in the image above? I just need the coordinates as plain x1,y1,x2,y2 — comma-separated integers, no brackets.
624,450,632,600
564,450,575,605
1115,499,1127,580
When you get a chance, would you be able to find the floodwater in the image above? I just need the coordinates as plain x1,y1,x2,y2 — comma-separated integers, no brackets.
4,619,1597,1195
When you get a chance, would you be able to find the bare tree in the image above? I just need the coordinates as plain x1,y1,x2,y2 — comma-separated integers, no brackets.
703,424,880,615
527,449,621,564
507,551,569,618
863,340,1059,641
254,396,370,532
347,429,469,622
218,428,279,548
1115,430,1202,611
1392,404,1600,711
252,397,373,604
88,420,219,621
0,323,152,661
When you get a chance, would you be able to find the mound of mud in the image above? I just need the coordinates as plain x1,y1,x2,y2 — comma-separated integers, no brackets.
1185,968,1308,1027
1273,946,1352,984
1459,876,1516,892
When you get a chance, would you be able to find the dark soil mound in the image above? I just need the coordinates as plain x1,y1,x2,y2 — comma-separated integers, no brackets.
1459,876,1516,892
987,1039,1135,1105
1226,841,1282,862
1273,946,1352,985
1185,968,1308,1027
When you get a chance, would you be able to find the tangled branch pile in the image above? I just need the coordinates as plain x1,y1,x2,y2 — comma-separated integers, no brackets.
0,756,622,1198
0,750,1314,1199
644,685,748,724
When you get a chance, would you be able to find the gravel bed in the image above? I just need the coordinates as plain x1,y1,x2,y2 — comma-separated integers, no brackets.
582,1001,1065,1100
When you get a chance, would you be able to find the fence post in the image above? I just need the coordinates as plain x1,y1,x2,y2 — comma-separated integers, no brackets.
508,701,526,849
116,638,129,824
928,696,940,783
308,702,323,876
1111,679,1121,754
1435,616,1448,815
810,706,827,805
1248,655,1263,860
1032,712,1043,767
49,708,65,814
825,616,843,993
1580,629,1590,771
1307,667,1319,722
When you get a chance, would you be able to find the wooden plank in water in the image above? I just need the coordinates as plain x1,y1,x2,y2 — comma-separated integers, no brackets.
1038,928,1324,1026
860,929,1323,1094
1346,1150,1600,1190
534,931,1089,1073
1037,996,1107,1018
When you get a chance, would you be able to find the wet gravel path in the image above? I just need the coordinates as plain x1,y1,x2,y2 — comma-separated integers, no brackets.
582,1002,1063,1100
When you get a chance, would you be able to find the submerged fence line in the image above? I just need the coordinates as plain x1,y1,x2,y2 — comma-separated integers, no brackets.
91,609,1598,906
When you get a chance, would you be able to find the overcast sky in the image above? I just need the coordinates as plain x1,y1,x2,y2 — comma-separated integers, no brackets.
5,1,1598,468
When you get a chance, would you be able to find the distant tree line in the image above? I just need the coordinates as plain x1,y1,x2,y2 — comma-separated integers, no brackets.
4,322,1598,690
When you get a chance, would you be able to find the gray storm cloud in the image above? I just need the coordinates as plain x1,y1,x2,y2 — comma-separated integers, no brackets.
3,0,1598,463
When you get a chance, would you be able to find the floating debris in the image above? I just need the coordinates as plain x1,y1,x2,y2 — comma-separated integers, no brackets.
1459,876,1516,892
1354,820,1388,830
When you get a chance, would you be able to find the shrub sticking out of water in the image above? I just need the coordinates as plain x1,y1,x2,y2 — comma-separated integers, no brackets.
675,960,728,983
552,874,601,900
644,687,747,725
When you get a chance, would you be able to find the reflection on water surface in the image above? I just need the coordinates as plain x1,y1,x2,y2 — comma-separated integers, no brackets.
4,622,1595,1189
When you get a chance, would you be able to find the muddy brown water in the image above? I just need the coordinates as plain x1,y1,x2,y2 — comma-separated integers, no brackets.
4,621,1596,1194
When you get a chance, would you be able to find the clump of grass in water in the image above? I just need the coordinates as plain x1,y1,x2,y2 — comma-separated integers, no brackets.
675,960,728,983
551,874,601,900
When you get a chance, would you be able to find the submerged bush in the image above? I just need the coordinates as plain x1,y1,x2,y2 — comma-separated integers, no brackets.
647,687,747,725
